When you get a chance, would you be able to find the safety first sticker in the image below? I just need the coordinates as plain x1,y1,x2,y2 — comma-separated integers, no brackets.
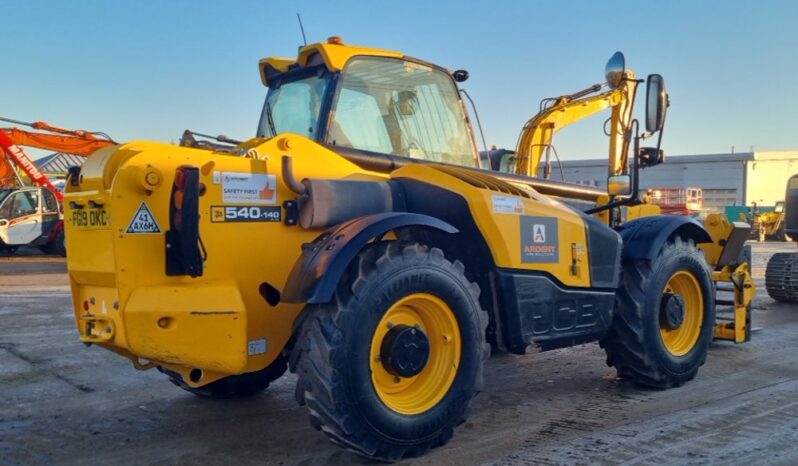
217,172,278,204
492,195,525,214
210,205,282,223
126,202,161,234
520,216,559,263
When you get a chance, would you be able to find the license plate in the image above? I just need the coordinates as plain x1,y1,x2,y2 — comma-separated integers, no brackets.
70,207,110,230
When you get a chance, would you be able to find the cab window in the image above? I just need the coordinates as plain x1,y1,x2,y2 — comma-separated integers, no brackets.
328,57,476,167
1,191,39,219
42,189,59,213
259,74,329,139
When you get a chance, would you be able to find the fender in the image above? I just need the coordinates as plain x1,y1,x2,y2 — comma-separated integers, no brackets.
618,215,713,261
281,212,458,304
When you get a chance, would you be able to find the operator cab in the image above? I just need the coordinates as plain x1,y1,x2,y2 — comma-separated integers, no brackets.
0,187,60,247
257,40,479,168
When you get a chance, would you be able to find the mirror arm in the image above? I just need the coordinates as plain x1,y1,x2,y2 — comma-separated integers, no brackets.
585,119,642,223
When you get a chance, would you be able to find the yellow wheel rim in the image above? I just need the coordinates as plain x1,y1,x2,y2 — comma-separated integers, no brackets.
660,270,704,357
369,293,461,415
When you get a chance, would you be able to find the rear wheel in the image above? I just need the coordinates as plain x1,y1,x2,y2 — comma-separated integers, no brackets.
600,237,715,388
158,355,287,399
765,252,798,303
291,242,489,461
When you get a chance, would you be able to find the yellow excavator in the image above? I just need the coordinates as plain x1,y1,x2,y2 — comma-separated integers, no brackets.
63,39,753,461
766,175,798,302
755,201,790,241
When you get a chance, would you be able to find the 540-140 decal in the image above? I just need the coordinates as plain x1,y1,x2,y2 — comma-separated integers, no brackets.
211,205,281,223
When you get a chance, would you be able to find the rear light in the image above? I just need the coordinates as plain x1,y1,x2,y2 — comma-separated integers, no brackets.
165,165,204,277
174,169,186,190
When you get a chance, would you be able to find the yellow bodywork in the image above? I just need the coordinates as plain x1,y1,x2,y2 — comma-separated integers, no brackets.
65,42,753,391
391,164,592,286
65,133,594,386
66,135,386,385
259,41,405,86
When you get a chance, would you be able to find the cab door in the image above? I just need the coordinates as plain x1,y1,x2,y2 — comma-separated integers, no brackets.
39,188,61,237
0,189,44,245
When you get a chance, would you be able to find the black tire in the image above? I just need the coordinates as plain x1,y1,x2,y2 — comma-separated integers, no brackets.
291,242,489,461
765,252,798,303
600,237,715,388
158,355,288,399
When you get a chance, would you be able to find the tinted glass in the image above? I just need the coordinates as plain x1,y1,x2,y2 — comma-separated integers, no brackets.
43,189,59,213
8,191,38,219
329,57,476,166
259,75,329,139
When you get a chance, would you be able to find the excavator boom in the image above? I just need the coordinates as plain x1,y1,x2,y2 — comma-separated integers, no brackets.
0,118,116,195
1,127,115,155
0,131,64,200
514,72,637,178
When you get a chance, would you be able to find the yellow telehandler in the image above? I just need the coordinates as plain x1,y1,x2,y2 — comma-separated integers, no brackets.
766,175,798,302
64,39,753,461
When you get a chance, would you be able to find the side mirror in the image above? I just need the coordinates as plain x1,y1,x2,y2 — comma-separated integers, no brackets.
639,147,666,168
646,74,668,133
607,175,632,197
605,52,626,89
0,219,8,227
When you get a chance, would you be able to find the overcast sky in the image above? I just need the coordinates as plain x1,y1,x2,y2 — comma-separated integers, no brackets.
4,0,797,160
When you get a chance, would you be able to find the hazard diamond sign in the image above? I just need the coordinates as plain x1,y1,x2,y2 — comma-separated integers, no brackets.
126,202,161,234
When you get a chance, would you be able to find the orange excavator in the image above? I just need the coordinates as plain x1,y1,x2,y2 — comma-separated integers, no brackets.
0,117,116,254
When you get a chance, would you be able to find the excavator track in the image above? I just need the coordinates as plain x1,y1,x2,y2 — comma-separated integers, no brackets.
765,252,798,303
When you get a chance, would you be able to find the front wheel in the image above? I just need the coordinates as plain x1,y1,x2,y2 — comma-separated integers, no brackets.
291,242,489,461
600,237,715,388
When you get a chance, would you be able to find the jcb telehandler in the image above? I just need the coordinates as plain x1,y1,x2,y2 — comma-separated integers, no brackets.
64,39,753,461
766,174,798,302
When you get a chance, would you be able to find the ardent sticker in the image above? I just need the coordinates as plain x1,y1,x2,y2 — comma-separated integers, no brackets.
221,172,277,204
492,195,524,214
126,202,161,234
520,216,559,263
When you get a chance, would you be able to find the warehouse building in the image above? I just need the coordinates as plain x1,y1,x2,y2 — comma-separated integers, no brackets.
540,151,798,210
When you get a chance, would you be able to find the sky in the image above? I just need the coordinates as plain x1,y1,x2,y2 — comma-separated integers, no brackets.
3,0,798,160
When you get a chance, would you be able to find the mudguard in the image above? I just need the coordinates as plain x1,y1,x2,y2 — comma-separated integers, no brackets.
618,215,713,261
281,212,458,304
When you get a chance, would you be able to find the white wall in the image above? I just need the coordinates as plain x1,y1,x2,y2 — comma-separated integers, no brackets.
746,152,798,206
541,151,798,207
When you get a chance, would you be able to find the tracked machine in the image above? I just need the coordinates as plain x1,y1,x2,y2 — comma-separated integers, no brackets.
766,174,798,302
64,40,754,461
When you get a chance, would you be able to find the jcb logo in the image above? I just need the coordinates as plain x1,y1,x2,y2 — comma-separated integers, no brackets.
533,224,546,243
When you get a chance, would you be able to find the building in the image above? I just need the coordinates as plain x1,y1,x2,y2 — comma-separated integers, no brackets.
34,152,86,178
539,151,798,209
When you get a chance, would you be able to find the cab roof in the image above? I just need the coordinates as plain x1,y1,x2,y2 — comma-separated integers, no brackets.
258,38,407,86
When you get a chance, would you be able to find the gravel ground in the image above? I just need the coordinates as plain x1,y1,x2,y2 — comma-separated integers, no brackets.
0,242,796,465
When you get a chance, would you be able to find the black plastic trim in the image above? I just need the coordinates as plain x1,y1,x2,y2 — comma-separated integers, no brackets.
281,212,458,304
617,215,713,262
493,269,615,354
